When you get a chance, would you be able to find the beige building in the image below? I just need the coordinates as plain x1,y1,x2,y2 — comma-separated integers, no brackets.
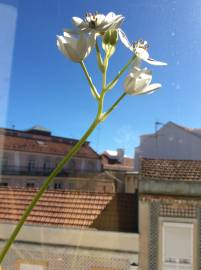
139,158,201,270
101,150,134,193
0,187,139,270
125,172,139,194
0,126,115,193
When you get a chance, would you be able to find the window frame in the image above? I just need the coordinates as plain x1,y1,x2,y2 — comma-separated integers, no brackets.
16,259,48,270
159,218,197,270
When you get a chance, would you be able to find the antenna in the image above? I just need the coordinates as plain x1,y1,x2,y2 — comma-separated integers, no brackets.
155,121,163,133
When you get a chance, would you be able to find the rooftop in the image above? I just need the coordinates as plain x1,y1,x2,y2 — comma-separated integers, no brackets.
141,158,201,181
0,188,138,233
0,127,99,159
102,151,134,172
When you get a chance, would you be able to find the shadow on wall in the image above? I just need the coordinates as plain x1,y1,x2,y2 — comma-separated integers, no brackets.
92,193,138,233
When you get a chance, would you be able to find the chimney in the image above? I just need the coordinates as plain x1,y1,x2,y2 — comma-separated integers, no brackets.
117,148,124,163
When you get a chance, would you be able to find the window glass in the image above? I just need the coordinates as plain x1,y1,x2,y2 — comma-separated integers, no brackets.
0,1,200,270
162,222,193,269
17,261,47,270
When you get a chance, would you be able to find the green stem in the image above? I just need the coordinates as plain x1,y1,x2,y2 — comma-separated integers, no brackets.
80,62,100,100
95,40,104,72
100,92,127,122
102,56,109,90
106,55,136,91
0,117,100,264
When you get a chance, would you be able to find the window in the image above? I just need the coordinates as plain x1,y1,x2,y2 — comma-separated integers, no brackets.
66,182,76,190
87,160,96,171
16,260,48,270
162,222,194,270
1,155,8,169
43,158,51,170
91,268,115,270
68,159,76,171
28,159,35,171
0,182,8,187
26,182,35,188
54,183,62,189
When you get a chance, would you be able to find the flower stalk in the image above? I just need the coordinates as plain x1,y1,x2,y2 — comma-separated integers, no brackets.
106,54,136,91
95,40,104,72
80,61,100,100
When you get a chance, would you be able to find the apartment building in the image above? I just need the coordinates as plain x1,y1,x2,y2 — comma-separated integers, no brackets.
0,126,115,192
139,158,201,270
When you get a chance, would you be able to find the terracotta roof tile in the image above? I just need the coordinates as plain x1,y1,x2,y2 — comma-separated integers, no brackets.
0,187,138,233
102,157,134,171
141,158,201,181
0,133,98,159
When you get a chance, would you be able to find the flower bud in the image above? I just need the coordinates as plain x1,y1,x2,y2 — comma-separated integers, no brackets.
103,30,110,45
110,30,118,46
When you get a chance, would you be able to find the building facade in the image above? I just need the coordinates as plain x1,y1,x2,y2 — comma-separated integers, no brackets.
139,158,201,270
101,149,134,192
135,122,201,170
0,126,115,192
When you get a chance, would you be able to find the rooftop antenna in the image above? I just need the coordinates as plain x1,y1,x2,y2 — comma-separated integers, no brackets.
155,121,163,133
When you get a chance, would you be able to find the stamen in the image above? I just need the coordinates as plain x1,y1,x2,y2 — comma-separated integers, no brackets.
84,12,99,29
133,40,149,51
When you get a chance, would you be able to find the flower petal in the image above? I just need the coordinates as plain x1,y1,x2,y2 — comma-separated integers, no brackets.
144,58,167,66
135,83,161,95
72,17,84,26
113,15,125,28
118,29,132,50
63,31,78,50
95,14,105,26
72,16,88,31
135,47,149,60
105,12,116,22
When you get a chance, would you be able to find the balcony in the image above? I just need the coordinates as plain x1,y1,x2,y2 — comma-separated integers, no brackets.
0,165,101,177
0,165,69,177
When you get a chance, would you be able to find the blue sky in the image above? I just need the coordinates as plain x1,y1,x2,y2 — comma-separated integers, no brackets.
2,0,201,156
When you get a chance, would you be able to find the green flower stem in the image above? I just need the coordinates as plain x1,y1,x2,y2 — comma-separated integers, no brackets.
100,92,127,121
0,116,100,264
106,55,136,91
95,40,104,72
80,61,100,100
102,57,108,90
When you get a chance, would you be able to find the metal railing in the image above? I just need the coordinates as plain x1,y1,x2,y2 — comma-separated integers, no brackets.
0,165,100,177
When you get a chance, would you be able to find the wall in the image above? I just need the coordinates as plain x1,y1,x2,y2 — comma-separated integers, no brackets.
134,123,201,170
0,223,139,270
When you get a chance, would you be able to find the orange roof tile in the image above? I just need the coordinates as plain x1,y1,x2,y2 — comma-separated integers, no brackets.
141,158,201,181
0,129,98,159
102,155,134,171
0,188,138,232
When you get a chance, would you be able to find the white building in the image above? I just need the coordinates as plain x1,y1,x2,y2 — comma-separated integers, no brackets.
134,121,201,170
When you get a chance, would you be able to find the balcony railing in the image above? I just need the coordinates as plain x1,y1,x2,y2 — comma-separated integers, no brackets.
0,165,68,176
0,165,100,177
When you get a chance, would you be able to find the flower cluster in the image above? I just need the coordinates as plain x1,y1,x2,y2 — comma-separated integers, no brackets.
57,12,167,95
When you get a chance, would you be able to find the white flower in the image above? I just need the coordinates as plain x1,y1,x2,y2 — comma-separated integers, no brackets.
133,40,167,66
72,12,124,34
120,38,167,66
123,66,161,95
57,31,95,62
